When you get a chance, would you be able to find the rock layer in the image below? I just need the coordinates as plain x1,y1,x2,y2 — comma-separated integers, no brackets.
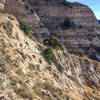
1,0,100,61
27,0,100,61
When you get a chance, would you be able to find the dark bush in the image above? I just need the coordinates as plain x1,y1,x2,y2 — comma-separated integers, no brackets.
30,8,34,14
62,18,72,29
43,36,63,50
44,46,54,64
23,0,34,14
60,1,70,6
25,4,29,10
64,1,71,6
79,25,83,28
19,21,32,39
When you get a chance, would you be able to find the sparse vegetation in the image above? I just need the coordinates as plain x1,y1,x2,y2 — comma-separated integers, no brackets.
43,36,63,50
0,57,12,73
14,85,35,99
43,36,63,64
30,8,34,14
0,9,5,13
3,21,13,36
19,21,32,39
23,0,34,14
11,77,36,100
33,81,74,100
44,46,54,64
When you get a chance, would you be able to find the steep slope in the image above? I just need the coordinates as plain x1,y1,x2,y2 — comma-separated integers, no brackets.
1,0,100,61
2,0,49,42
0,13,100,100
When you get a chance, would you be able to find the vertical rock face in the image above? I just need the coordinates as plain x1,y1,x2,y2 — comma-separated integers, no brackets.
29,0,97,26
27,0,100,61
1,0,100,61
1,0,49,42
64,2,97,26
28,0,98,33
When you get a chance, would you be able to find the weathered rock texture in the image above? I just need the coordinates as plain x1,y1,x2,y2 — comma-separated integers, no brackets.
1,0,100,61
0,13,100,100
1,0,49,42
27,0,100,61
0,3,4,10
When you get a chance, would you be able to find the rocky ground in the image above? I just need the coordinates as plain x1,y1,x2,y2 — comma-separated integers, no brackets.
0,12,100,100
0,0,100,100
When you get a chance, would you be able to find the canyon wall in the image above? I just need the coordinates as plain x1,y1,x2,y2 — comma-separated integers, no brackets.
0,12,100,100
27,0,100,61
1,0,100,61
0,1,100,99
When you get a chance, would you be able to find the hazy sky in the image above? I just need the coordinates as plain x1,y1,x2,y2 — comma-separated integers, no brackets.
68,0,100,19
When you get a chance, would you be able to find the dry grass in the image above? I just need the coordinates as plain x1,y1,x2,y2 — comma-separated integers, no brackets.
33,81,74,100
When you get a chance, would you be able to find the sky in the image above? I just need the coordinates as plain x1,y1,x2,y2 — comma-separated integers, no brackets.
68,0,100,19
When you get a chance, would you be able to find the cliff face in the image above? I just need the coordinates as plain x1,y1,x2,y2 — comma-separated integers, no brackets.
1,0,49,42
0,13,100,100
27,0,100,61
1,0,100,61
0,1,100,100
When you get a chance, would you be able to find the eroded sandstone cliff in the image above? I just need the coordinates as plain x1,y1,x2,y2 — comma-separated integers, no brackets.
1,0,100,61
0,13,100,100
27,0,100,61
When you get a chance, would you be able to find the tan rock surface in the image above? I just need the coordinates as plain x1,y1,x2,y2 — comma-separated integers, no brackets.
0,13,100,100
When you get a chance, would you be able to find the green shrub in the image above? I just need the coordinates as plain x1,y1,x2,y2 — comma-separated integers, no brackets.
44,46,54,64
64,1,71,6
23,0,34,14
19,21,32,39
33,81,74,100
43,36,63,50
30,8,34,13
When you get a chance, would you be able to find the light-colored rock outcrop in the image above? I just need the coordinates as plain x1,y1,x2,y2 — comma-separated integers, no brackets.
0,3,4,10
0,13,100,100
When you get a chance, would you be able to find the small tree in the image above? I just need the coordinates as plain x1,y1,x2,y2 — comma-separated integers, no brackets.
44,46,54,64
43,36,63,50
